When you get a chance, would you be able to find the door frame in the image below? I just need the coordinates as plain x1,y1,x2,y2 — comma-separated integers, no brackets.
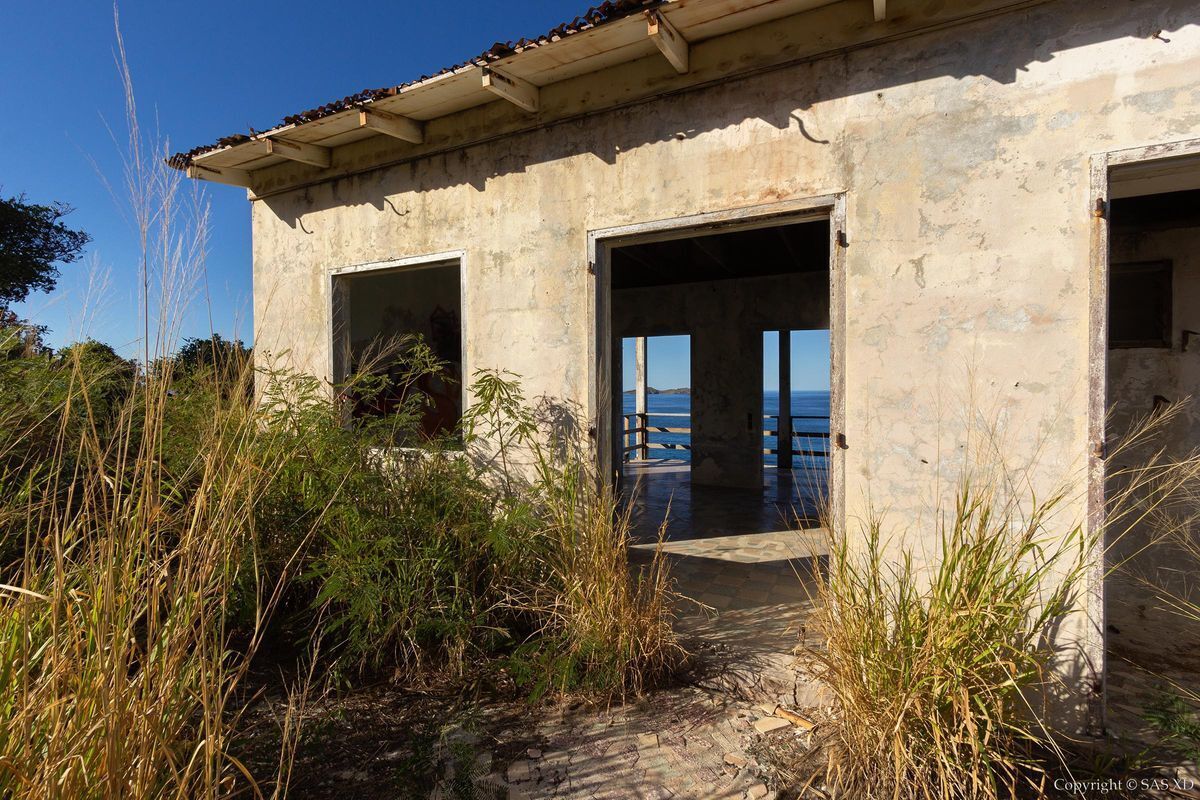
1088,136,1200,733
587,194,848,526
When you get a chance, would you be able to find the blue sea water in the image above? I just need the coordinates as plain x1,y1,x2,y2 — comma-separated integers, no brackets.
621,389,830,467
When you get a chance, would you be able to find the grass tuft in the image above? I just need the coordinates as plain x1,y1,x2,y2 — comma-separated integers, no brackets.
801,481,1089,800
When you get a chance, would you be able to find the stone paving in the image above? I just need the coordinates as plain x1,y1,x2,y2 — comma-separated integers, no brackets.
632,529,827,707
468,473,831,798
448,520,1200,798
462,573,1200,799
459,687,821,799
624,461,830,709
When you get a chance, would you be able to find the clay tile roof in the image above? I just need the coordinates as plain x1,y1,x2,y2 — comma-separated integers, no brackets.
168,0,664,169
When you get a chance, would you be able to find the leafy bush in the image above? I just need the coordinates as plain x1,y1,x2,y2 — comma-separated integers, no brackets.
252,359,683,695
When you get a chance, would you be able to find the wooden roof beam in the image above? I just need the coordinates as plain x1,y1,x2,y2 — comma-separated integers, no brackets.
482,66,539,113
690,236,734,275
873,0,886,21
187,163,255,189
646,10,688,74
359,107,425,144
266,137,331,168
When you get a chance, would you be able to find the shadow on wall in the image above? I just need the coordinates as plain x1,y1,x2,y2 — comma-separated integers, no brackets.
533,395,586,465
259,0,1199,226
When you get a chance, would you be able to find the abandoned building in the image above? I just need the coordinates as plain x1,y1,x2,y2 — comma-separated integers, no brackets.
170,0,1200,732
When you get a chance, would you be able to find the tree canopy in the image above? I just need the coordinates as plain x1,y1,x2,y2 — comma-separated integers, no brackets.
171,334,251,376
0,196,91,306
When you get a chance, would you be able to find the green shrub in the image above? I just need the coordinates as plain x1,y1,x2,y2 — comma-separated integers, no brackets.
0,331,685,797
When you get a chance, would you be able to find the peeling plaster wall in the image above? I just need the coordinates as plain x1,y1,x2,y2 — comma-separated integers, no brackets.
247,0,1200,729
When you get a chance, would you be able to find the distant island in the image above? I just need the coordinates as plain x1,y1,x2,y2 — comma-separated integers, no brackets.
622,387,690,395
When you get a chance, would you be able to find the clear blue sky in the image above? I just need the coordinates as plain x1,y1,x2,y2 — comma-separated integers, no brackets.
622,331,830,392
0,0,595,355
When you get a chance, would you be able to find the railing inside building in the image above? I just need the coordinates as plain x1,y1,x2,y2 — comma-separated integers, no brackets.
621,413,830,468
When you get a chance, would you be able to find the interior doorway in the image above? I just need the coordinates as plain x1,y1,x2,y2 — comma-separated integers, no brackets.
1100,147,1200,738
599,211,834,546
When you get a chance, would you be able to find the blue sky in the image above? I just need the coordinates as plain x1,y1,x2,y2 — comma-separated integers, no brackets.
1,1,834,380
0,0,589,354
622,331,830,392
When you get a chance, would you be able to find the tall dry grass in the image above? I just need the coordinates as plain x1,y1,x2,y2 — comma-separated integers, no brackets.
463,369,684,701
0,11,685,797
0,337,685,798
0,18,310,789
0,340,296,798
801,479,1089,800
796,400,1200,799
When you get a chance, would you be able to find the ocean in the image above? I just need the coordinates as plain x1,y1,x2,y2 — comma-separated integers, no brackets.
621,389,830,467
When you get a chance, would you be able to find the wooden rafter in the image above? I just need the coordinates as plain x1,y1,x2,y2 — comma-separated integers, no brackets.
359,107,425,144
873,0,886,21
775,226,802,265
266,138,331,168
187,163,254,189
481,66,539,113
690,236,733,274
646,10,688,74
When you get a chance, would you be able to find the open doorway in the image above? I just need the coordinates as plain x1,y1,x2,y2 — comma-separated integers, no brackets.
603,214,832,545
1101,150,1200,738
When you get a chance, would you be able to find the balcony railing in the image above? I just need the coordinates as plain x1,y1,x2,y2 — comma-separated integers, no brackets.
622,412,830,466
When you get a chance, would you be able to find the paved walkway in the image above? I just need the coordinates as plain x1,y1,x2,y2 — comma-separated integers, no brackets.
631,527,827,707
621,459,831,715
470,687,807,799
443,466,833,798
462,525,830,798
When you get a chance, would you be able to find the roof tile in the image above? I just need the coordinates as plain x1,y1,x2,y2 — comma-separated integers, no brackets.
169,0,664,168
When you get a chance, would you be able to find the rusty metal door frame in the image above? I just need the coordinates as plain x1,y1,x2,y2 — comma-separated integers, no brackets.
586,193,848,526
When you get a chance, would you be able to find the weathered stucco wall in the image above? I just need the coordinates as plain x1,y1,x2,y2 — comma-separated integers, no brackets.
248,0,1200,729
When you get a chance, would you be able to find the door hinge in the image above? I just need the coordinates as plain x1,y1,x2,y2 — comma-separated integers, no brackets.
1093,197,1108,220
587,262,596,275
835,432,848,450
836,229,849,248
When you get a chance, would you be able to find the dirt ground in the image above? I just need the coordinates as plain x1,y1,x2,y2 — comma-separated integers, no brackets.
231,671,820,799
227,565,1200,799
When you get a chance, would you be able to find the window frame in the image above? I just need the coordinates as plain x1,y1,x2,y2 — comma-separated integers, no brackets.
1107,259,1173,350
328,251,467,444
